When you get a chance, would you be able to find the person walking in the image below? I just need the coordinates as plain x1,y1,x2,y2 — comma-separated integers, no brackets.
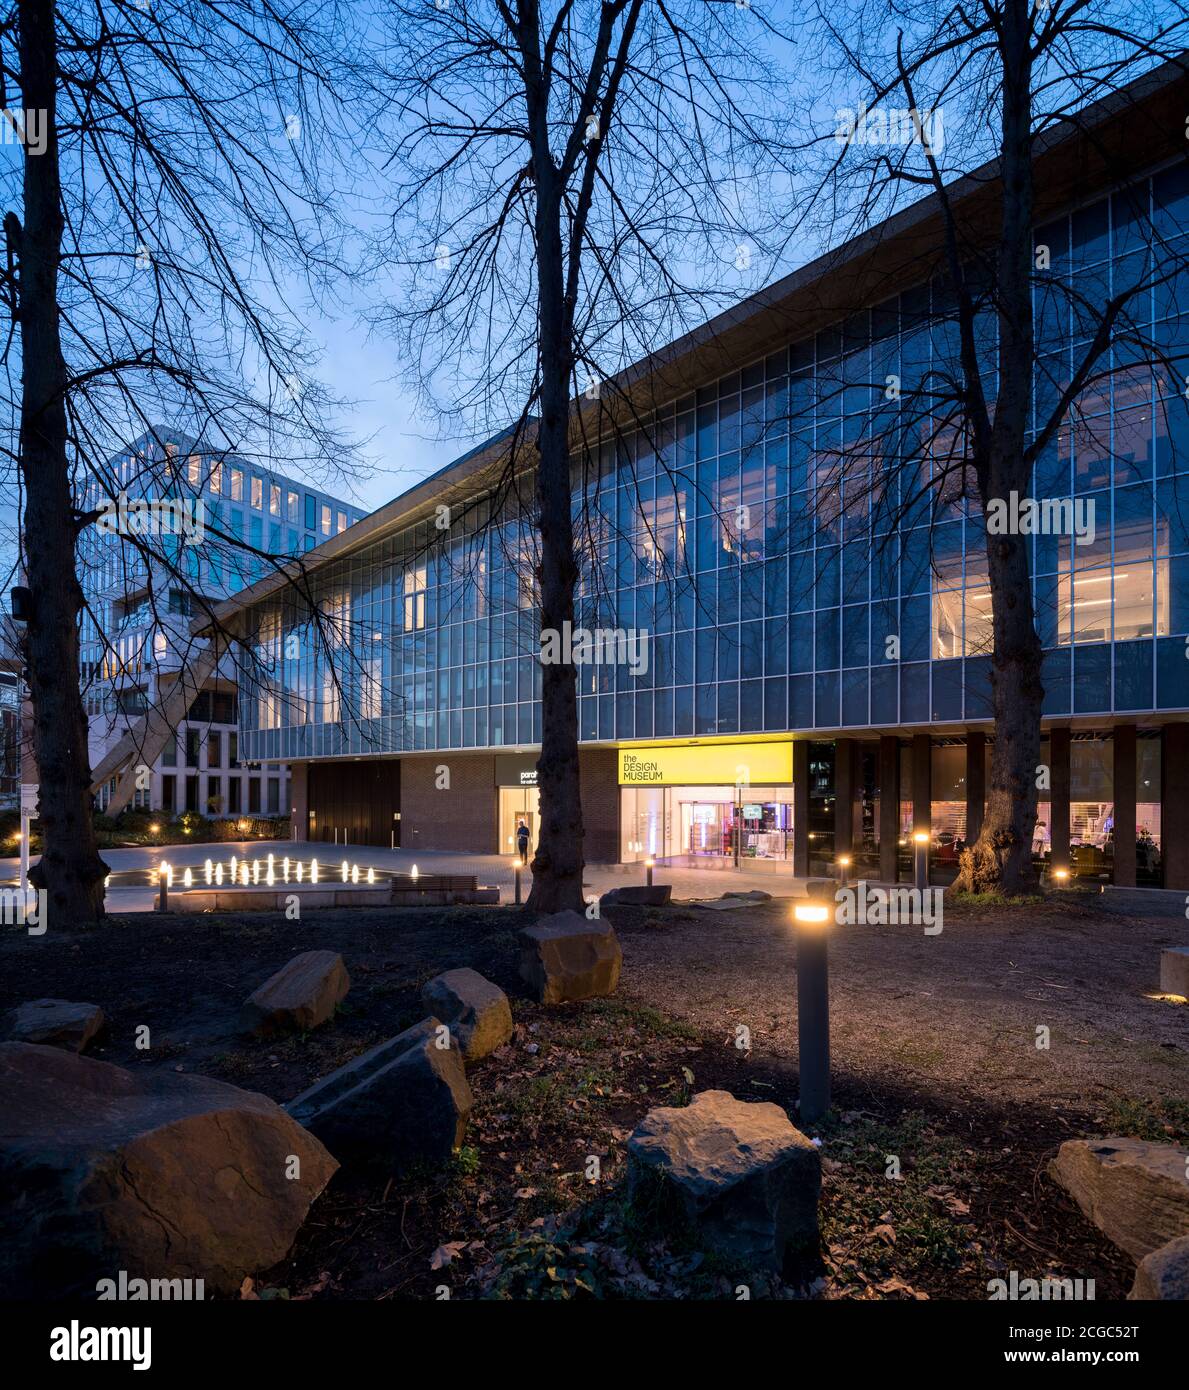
516,818,531,862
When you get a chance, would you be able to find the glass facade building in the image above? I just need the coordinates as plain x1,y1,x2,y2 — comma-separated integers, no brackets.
228,129,1189,888
79,432,365,816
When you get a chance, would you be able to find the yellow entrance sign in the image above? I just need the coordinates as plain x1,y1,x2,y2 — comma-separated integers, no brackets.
618,742,792,786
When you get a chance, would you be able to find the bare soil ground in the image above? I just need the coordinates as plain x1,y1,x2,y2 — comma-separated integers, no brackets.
1,892,1185,1300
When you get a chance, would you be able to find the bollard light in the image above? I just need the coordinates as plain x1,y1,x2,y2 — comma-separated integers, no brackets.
836,853,851,888
793,900,833,1123
913,831,929,891
157,862,171,913
1053,866,1070,887
513,857,523,906
644,857,655,888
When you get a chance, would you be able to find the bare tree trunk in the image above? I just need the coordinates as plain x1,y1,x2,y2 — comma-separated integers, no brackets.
955,0,1040,895
526,160,586,915
960,522,1044,893
13,0,107,923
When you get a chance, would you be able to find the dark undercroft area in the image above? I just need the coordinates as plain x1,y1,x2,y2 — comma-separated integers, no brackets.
1,895,1184,1299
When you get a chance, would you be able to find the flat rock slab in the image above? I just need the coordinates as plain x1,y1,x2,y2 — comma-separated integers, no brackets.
287,1018,472,1173
421,968,512,1062
1129,1234,1189,1300
0,1042,337,1298
6,999,104,1053
1159,946,1189,998
239,950,350,1037
518,911,622,1004
628,1088,821,1274
1049,1137,1189,1261
600,885,672,907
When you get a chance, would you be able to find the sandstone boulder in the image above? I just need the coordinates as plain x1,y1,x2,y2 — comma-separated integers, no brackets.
1129,1234,1189,1300
6,999,104,1053
627,1089,821,1273
0,1042,337,1298
421,968,512,1062
518,911,622,1004
1049,1137,1189,1260
287,1018,472,1173
239,950,350,1037
1160,946,1189,999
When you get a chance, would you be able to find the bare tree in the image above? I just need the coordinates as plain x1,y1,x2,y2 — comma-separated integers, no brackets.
372,0,798,911
1,0,371,922
797,0,1189,891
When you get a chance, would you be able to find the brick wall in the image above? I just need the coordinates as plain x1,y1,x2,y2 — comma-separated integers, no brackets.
580,748,620,863
401,753,498,854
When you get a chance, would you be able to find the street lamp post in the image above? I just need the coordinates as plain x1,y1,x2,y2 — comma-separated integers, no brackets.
836,853,851,888
913,831,929,891
793,900,833,1123
513,858,523,906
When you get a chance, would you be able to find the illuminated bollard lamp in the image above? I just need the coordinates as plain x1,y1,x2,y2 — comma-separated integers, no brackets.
835,853,851,888
913,830,929,892
793,898,834,1123
644,857,655,888
513,858,523,906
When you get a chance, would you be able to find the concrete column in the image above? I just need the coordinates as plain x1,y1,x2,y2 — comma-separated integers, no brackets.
965,731,986,846
288,762,309,841
834,738,857,862
879,735,899,883
793,740,810,876
1050,727,1071,872
1162,724,1189,890
1113,725,1137,888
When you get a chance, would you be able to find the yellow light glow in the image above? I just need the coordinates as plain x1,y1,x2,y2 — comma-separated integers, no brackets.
837,855,851,867
645,857,655,868
913,831,929,844
794,902,831,926
513,858,522,869
149,823,160,834
1054,867,1070,882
